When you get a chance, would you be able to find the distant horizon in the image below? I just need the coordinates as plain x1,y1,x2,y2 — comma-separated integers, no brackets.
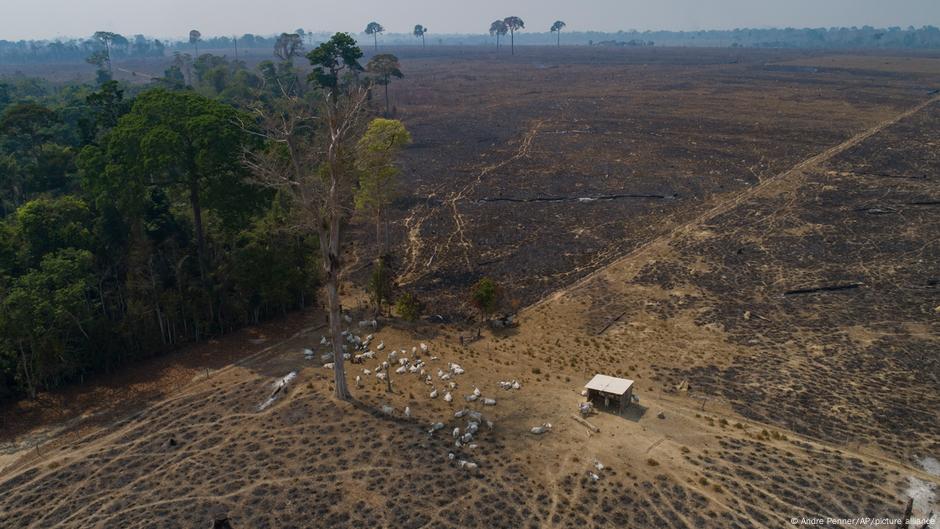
5,24,940,43
3,0,938,42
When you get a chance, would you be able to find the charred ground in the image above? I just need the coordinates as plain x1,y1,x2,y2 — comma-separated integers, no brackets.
384,47,940,316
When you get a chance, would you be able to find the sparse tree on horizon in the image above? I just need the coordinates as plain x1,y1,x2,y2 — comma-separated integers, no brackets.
413,24,428,48
503,16,524,55
489,20,508,49
91,31,123,76
365,22,385,50
298,28,316,46
274,32,305,62
189,29,202,57
85,50,112,83
551,20,566,47
366,54,403,116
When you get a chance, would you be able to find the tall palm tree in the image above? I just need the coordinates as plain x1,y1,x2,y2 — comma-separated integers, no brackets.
413,24,428,48
503,16,524,55
365,22,384,51
489,20,508,49
551,21,566,47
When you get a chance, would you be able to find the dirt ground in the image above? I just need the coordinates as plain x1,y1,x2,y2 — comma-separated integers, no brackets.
1,47,938,528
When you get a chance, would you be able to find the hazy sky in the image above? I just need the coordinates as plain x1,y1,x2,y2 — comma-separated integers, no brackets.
3,0,939,41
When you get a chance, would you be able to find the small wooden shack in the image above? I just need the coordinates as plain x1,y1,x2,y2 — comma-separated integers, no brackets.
584,374,634,414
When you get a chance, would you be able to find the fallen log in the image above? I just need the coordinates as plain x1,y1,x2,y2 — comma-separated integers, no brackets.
854,171,928,180
783,283,862,296
571,414,600,433
853,206,897,215
595,309,628,335
477,192,677,204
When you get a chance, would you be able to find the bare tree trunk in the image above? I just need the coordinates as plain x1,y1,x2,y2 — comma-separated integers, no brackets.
321,161,350,401
383,209,390,256
245,88,370,402
384,80,390,117
325,267,349,400
510,30,514,55
189,178,207,281
18,341,36,399
375,213,383,256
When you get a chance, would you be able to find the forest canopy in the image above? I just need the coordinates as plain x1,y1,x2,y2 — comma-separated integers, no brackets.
0,34,404,401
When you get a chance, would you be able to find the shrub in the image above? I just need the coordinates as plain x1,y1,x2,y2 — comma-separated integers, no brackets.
394,292,422,322
469,277,502,320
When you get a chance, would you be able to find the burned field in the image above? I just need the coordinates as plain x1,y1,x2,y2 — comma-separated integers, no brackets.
385,47,940,314
380,46,940,312
629,99,940,460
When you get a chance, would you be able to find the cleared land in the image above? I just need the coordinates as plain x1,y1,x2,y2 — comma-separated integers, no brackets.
1,48,938,528
385,47,940,314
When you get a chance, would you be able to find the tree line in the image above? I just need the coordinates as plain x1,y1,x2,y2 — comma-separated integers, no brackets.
0,33,411,402
4,24,940,65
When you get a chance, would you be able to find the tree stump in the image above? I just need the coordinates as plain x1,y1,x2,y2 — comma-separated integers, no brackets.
210,507,233,529
211,515,233,529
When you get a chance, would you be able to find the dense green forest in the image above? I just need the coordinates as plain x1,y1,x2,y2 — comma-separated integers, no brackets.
0,34,400,401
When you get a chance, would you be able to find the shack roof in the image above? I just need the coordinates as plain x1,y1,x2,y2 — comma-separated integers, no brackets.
584,374,634,395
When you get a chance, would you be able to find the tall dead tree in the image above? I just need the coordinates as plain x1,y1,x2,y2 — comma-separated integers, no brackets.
243,87,371,401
